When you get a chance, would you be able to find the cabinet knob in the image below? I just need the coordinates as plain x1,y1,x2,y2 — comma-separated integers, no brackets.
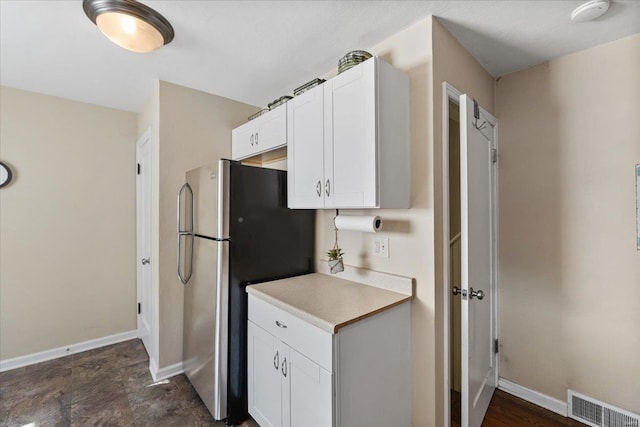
275,320,287,329
281,357,287,377
250,134,254,146
325,179,331,197
255,132,258,145
273,351,279,370
316,180,321,197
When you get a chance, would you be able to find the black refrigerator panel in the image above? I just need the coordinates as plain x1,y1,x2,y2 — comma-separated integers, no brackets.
226,162,315,425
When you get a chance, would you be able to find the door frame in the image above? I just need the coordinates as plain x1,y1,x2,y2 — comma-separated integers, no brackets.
441,82,500,427
136,128,153,354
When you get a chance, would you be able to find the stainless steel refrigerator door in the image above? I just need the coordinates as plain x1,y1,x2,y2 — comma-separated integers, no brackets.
182,235,220,418
183,162,229,420
212,159,231,420
186,165,218,238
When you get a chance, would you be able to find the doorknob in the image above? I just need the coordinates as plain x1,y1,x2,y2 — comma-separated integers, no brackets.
141,258,150,265
469,287,485,300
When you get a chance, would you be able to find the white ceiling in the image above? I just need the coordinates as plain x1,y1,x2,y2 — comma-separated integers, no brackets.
1,1,639,113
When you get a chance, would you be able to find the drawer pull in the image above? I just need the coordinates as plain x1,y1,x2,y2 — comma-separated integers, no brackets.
273,351,279,370
275,320,287,329
282,357,287,377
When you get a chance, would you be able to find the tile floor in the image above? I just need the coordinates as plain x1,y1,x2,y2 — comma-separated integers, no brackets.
0,339,257,427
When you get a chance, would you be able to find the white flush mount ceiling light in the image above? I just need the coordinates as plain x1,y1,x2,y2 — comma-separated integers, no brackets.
83,0,174,53
571,0,610,23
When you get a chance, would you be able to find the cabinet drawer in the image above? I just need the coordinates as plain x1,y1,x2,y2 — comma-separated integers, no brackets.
248,295,333,371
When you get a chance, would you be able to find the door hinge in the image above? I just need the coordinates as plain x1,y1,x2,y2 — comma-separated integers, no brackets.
494,339,499,354
137,163,141,175
491,148,498,164
137,303,141,314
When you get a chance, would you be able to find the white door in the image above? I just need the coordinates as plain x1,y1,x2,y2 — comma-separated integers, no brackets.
136,130,152,353
248,321,284,427
257,104,287,153
231,121,257,160
288,347,332,427
459,94,497,427
324,58,377,208
287,85,325,209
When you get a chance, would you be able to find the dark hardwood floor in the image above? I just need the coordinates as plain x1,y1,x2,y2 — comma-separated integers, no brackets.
2,342,588,427
0,339,258,427
452,389,587,427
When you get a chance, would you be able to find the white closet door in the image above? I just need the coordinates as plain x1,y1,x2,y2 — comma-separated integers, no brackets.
459,94,497,427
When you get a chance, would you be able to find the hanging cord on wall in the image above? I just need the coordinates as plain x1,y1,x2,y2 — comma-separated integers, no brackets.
333,209,340,252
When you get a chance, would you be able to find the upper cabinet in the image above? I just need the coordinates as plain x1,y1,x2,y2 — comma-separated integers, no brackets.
288,57,410,209
286,85,326,208
232,104,287,161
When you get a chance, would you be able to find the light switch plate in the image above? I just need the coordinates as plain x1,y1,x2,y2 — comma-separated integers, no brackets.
373,237,389,258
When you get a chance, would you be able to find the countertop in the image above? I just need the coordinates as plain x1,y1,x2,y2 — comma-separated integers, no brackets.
246,272,412,333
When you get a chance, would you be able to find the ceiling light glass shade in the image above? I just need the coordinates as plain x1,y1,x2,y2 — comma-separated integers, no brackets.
83,0,174,53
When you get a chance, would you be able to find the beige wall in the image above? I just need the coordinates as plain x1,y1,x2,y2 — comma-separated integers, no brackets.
0,86,138,360
138,81,257,368
496,34,640,412
315,17,436,426
431,18,496,426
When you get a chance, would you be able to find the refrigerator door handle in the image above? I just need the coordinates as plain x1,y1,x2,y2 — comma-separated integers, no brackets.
177,182,194,285
177,233,193,285
177,183,194,234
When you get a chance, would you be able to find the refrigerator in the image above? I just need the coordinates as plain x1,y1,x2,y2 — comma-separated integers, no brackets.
177,159,315,425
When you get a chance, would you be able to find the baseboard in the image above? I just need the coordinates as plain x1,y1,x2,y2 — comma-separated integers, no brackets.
0,329,138,372
149,357,183,382
498,377,568,417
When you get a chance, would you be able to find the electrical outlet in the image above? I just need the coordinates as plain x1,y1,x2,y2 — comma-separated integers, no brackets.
373,237,389,258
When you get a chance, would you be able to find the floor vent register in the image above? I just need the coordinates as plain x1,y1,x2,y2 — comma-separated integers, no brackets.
569,390,639,427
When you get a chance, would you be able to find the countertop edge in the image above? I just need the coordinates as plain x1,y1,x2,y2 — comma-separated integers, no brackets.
246,287,337,333
331,295,412,332
246,285,412,334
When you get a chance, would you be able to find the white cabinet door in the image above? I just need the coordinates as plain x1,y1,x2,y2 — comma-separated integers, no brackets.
248,321,284,427
231,121,258,160
232,105,287,161
287,86,325,208
280,344,291,427
324,58,377,208
257,104,287,153
289,348,332,427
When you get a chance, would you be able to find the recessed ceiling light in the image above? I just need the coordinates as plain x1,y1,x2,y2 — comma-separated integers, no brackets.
571,0,610,23
83,0,174,53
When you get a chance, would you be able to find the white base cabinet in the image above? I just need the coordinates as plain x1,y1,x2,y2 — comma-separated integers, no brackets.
247,321,287,427
247,295,411,427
